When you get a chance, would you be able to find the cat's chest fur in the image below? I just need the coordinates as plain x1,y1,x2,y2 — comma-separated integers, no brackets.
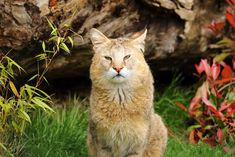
90,86,152,153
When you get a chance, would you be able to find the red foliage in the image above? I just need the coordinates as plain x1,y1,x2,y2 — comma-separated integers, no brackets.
225,8,235,29
207,21,225,34
178,0,235,150
178,59,235,148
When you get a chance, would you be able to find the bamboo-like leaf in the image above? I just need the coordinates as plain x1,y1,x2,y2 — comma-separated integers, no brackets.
50,28,58,36
28,74,38,82
49,35,57,42
64,23,70,27
43,76,49,85
42,41,46,52
47,18,55,30
26,84,50,98
68,36,74,47
57,37,61,46
9,80,20,98
60,43,70,53
45,50,55,53
18,110,32,123
4,56,25,72
35,53,47,61
32,97,54,112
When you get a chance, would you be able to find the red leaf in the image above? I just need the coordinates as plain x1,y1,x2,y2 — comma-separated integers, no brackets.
195,62,204,74
211,63,220,80
227,108,235,116
221,65,233,79
195,59,211,77
219,101,229,111
207,21,225,34
215,77,235,85
201,59,211,78
223,146,231,153
175,102,187,112
202,98,225,121
203,137,217,147
226,0,235,5
225,9,235,29
212,84,222,98
217,128,223,144
189,130,199,144
189,97,201,114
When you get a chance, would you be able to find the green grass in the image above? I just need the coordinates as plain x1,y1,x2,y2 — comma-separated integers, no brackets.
166,138,232,157
17,97,88,157
9,77,234,157
155,75,193,134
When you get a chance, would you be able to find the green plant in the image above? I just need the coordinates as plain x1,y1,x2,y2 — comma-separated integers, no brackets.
0,55,54,156
0,19,76,156
34,19,75,87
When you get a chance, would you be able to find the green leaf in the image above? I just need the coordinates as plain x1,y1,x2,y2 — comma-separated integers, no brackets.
4,56,25,72
228,92,235,103
68,36,74,47
32,97,54,112
42,41,46,52
204,125,213,130
64,24,70,27
0,142,8,152
25,84,50,98
18,110,32,123
49,35,57,42
187,124,201,132
12,121,20,133
57,37,62,46
213,52,230,63
43,76,49,85
51,28,58,36
47,18,55,30
28,74,38,82
35,53,47,61
60,43,70,53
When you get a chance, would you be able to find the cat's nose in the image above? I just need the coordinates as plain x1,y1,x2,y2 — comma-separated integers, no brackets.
113,67,123,73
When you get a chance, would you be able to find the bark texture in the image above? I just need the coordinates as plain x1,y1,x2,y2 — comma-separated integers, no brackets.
0,0,226,81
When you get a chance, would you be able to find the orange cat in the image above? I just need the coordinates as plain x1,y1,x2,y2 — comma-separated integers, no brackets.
88,28,167,157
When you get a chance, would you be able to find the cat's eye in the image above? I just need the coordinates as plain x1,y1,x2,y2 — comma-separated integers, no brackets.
124,54,131,60
104,56,112,61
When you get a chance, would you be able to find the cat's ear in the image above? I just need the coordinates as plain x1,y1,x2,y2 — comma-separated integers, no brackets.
129,29,147,53
90,28,110,48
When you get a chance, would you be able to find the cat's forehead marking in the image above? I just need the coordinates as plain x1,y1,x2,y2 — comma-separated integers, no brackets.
110,44,124,57
109,38,127,56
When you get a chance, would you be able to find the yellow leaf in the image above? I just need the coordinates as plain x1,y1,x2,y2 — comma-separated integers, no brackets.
213,52,230,63
9,80,20,98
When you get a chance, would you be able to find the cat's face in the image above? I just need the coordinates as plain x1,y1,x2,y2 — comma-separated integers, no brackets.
90,28,148,85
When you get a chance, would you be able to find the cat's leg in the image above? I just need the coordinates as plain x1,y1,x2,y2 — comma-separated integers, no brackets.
143,114,168,157
96,145,113,157
87,131,97,157
125,151,144,157
87,132,113,157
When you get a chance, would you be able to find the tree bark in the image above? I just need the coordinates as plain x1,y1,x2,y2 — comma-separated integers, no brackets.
0,0,226,82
